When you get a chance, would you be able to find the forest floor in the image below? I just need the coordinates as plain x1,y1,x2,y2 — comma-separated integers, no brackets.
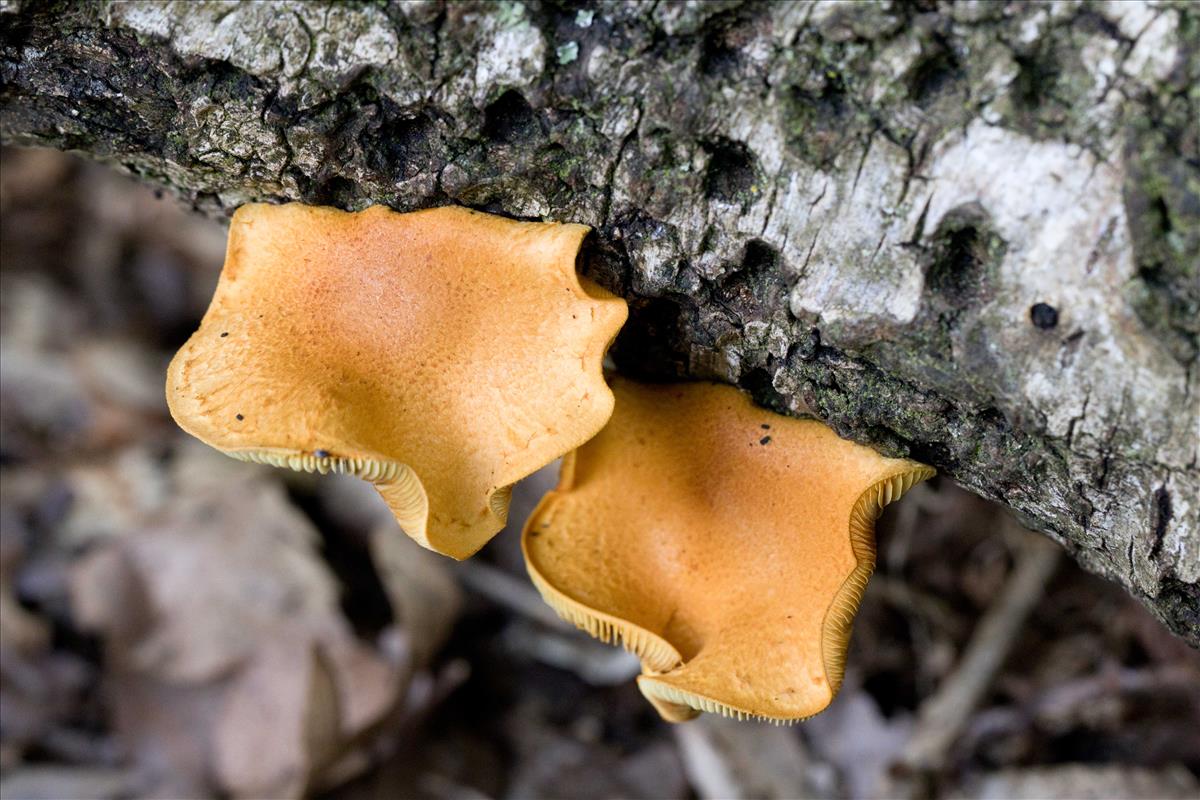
1,147,1198,800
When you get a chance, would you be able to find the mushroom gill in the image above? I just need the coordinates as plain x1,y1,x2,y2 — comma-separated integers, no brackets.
522,378,935,723
167,203,627,559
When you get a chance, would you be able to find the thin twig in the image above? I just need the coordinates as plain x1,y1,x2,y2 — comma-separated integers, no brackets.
895,524,1061,779
452,560,566,630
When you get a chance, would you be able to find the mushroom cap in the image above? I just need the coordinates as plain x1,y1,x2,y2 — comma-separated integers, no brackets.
522,378,934,722
167,204,626,559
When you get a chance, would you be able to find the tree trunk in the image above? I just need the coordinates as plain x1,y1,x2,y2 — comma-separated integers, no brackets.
2,0,1197,643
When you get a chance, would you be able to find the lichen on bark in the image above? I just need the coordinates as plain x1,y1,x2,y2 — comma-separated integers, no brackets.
2,0,1197,643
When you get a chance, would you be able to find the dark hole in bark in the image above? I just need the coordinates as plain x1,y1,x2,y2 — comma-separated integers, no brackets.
784,76,853,167
1030,303,1059,330
700,25,740,78
1073,8,1124,40
574,228,624,297
612,296,687,380
924,203,1003,309
714,239,787,319
1152,195,1173,234
907,44,963,106
742,238,779,273
907,439,954,469
482,89,540,144
927,228,982,302
1012,50,1060,112
795,76,849,121
740,366,787,413
312,175,359,208
1150,486,1173,558
369,112,437,181
703,139,757,204
698,5,758,79
788,328,822,363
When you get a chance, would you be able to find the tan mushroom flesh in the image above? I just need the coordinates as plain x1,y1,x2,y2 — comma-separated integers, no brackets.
167,204,627,559
522,378,934,722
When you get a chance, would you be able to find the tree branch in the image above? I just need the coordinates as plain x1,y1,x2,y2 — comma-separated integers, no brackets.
2,0,1196,643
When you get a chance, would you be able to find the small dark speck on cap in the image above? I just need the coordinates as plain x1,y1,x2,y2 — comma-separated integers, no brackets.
760,436,772,445
1030,303,1058,330
220,332,229,337
761,424,770,430
235,413,244,421
314,449,330,459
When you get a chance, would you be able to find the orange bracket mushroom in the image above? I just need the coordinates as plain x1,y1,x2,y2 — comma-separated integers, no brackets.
167,204,626,559
522,378,934,723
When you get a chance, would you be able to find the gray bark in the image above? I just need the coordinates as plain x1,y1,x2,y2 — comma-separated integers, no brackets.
2,0,1197,643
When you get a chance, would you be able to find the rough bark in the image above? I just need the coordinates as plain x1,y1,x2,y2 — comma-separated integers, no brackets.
2,1,1197,643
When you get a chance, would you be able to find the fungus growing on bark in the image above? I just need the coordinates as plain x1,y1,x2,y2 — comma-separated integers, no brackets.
167,203,627,559
522,378,934,722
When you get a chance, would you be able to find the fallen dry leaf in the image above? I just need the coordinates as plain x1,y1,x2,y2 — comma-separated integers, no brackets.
67,453,408,798
72,477,341,682
213,641,341,799
106,673,219,799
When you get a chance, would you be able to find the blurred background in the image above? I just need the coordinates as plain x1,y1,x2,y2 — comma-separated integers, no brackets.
1,146,1198,800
